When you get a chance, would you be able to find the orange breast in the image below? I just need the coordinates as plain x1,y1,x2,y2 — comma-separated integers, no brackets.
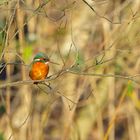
29,62,49,80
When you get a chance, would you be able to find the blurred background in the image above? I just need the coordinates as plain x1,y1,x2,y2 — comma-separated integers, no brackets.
0,0,140,140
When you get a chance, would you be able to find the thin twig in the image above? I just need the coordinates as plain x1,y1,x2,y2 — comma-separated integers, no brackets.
67,70,140,84
82,0,121,24
103,81,130,140
56,91,77,105
37,84,77,106
0,70,140,89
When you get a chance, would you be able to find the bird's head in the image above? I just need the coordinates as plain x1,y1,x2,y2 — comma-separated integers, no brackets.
33,52,49,64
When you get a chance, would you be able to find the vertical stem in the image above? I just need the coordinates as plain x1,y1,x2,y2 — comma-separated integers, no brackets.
5,0,16,118
108,75,115,140
102,1,116,137
6,65,11,115
5,3,11,116
17,0,26,80
103,83,128,140
16,1,28,140
16,1,32,140
97,112,104,140
4,1,17,139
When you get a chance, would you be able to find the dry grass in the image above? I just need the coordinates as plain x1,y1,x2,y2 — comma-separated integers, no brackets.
0,0,140,140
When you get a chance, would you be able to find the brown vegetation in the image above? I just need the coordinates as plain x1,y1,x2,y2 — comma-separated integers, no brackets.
0,0,140,140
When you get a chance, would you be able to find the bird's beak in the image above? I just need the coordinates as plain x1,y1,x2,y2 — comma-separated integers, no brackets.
48,60,60,65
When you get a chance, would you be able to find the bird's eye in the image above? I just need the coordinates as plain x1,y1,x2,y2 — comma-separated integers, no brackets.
38,58,46,61
43,58,49,62
43,58,47,61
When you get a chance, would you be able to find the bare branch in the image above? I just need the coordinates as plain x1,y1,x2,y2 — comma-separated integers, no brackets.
67,70,140,84
0,69,140,89
82,0,121,24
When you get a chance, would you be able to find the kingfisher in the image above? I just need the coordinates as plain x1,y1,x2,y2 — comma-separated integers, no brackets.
29,52,49,81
